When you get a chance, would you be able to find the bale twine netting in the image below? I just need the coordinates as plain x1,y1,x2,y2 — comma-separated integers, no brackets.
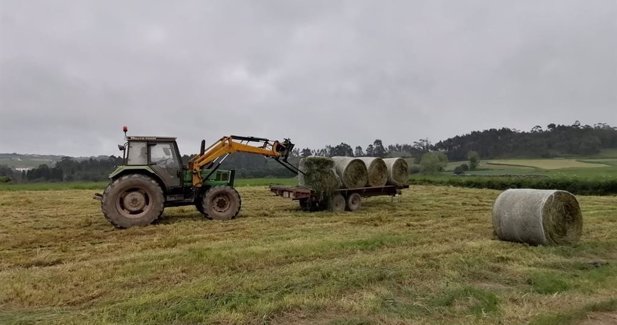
331,157,369,189
492,189,583,245
383,158,409,186
298,157,340,196
358,157,388,187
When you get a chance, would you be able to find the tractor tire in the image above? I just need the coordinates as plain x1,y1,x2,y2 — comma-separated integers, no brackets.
203,186,241,220
195,190,211,219
101,174,165,228
329,193,346,212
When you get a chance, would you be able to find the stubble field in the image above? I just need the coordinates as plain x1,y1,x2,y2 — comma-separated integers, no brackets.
0,185,616,324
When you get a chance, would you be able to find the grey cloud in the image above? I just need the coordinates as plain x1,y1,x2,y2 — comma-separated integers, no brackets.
1,0,615,156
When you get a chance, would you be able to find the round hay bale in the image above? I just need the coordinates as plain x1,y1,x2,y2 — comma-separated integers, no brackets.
298,157,340,196
383,158,409,186
358,157,388,187
492,189,583,245
331,157,368,189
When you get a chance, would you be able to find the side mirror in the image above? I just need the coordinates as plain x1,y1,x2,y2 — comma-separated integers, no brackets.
118,145,125,151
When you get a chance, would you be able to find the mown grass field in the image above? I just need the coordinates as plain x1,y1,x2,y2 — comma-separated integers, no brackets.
1,185,616,324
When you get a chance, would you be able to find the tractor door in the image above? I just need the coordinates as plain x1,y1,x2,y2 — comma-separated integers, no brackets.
149,142,182,189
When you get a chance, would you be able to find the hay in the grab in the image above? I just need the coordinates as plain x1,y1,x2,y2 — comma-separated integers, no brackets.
298,157,340,196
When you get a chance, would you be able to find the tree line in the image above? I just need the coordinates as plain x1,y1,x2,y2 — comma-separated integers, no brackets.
1,121,615,182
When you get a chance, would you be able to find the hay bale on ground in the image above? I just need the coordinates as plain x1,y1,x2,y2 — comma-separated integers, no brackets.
359,157,388,187
298,157,340,196
331,157,368,189
383,158,409,186
492,189,583,245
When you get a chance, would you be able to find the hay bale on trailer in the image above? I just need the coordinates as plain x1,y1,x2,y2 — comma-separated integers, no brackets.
492,189,583,245
331,157,368,189
383,158,409,186
359,157,388,187
298,157,340,196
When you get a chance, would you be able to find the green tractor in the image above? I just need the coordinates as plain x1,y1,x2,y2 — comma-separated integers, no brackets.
95,128,298,228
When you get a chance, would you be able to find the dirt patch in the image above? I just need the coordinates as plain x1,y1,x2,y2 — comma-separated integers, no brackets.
578,311,617,325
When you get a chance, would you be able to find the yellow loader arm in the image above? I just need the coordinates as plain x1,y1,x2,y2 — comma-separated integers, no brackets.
188,135,298,186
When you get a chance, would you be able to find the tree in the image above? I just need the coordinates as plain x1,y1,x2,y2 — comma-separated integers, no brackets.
301,148,312,158
372,139,386,157
354,146,364,157
331,143,354,157
365,144,375,157
419,152,448,174
467,151,480,171
412,138,432,153
453,163,469,175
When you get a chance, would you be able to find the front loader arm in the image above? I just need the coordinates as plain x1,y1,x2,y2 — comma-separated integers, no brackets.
188,135,298,186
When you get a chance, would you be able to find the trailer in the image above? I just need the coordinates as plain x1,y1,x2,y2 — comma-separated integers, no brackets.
269,184,409,212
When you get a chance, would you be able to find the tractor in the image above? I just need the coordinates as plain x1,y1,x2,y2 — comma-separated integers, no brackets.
95,127,299,228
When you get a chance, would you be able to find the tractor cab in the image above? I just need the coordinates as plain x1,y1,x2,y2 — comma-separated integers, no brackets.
115,136,184,190
113,135,234,194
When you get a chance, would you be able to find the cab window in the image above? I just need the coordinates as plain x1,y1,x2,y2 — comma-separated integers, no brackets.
127,141,147,165
149,143,179,167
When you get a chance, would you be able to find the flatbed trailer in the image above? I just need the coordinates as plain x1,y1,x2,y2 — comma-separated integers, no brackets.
269,184,409,212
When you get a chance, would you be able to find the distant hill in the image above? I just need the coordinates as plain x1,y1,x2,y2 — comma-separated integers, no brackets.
0,153,110,169
434,122,617,161
0,153,65,169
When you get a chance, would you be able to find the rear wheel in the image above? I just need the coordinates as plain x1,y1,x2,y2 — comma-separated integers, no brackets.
329,193,346,212
203,186,241,220
346,193,362,211
101,174,164,228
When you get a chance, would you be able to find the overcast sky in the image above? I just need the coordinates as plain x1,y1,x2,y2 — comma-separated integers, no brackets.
1,0,616,156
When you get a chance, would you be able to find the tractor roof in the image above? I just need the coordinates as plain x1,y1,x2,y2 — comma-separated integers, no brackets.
127,136,177,142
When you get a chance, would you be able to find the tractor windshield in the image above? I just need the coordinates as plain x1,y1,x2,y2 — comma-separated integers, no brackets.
150,142,179,167
127,141,148,165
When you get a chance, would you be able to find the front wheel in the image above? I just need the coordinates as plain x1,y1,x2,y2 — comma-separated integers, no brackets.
195,190,210,219
101,174,165,228
203,186,241,220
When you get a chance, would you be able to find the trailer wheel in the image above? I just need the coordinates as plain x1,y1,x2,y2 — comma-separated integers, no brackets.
203,186,241,220
346,193,362,211
329,193,346,212
299,198,311,211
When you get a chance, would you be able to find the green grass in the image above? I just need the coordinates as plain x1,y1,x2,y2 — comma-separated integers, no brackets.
0,181,108,191
486,159,608,170
417,156,617,194
0,185,615,324
234,177,296,187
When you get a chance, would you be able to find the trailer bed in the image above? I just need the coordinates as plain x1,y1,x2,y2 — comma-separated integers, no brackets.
269,184,409,212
